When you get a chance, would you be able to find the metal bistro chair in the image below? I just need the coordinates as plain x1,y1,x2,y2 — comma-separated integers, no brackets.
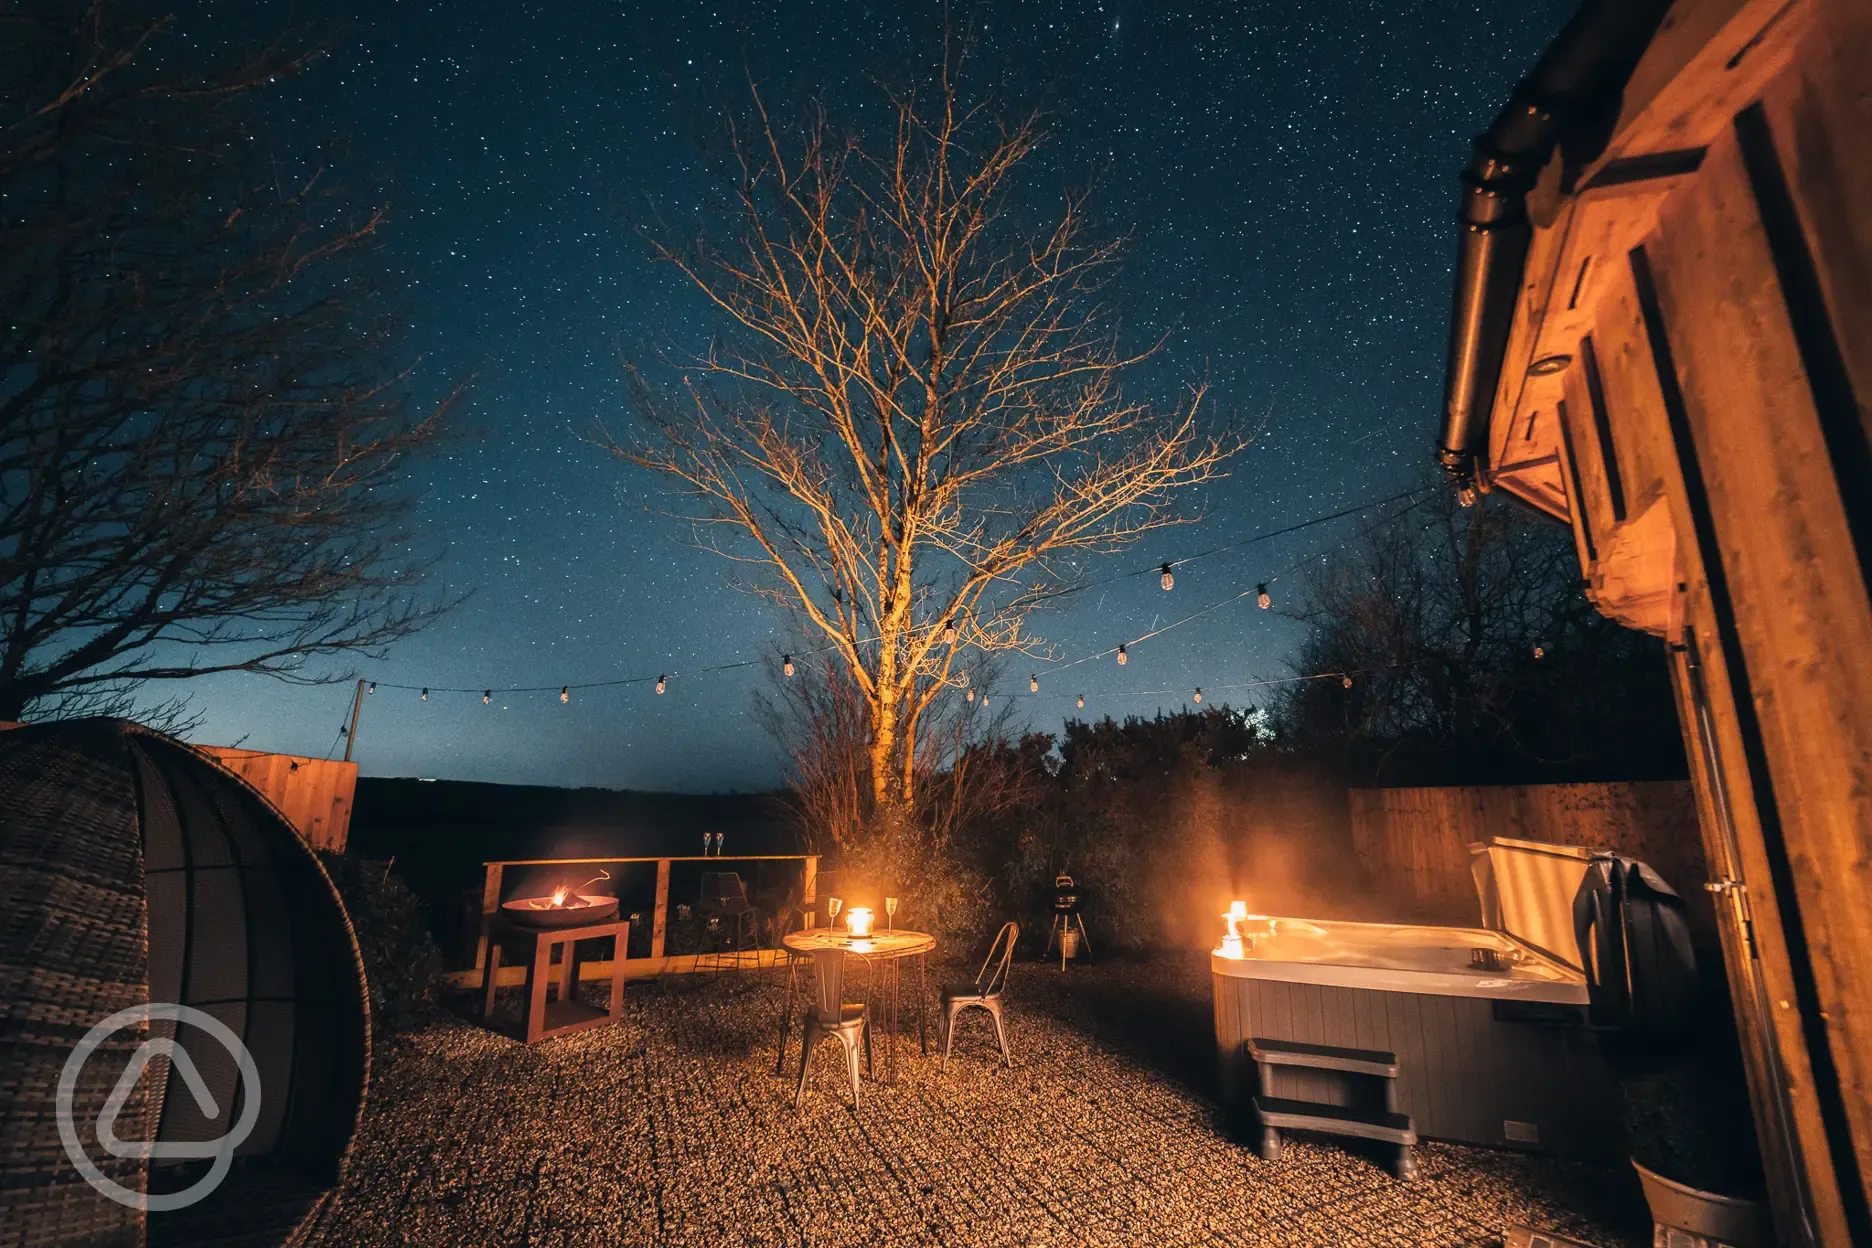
795,949,874,1108
941,921,1019,1072
697,871,757,975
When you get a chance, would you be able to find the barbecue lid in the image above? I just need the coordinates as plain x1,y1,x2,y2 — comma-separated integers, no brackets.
1468,836,1601,970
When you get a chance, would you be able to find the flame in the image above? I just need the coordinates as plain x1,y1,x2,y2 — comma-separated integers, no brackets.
550,886,570,908
846,907,875,937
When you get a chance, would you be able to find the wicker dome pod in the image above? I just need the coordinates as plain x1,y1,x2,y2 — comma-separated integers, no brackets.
0,720,370,1247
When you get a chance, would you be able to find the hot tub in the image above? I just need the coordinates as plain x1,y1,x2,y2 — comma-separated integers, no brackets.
1212,913,1619,1162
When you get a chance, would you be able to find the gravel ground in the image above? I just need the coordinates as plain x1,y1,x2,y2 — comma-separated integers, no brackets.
307,952,1644,1247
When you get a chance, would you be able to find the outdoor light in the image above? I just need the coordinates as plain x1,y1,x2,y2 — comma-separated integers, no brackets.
656,675,666,694
1077,694,1085,708
846,906,875,937
483,690,491,704
421,687,429,701
1257,583,1271,610
367,681,376,695
943,620,957,645
1117,644,1128,666
1160,564,1174,591
967,687,975,702
560,686,569,703
1342,674,1354,689
783,654,795,677
1030,674,1039,692
1193,687,1202,703
1533,643,1546,659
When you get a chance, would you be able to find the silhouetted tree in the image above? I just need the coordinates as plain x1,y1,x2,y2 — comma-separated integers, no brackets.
0,1,458,722
1277,479,1684,784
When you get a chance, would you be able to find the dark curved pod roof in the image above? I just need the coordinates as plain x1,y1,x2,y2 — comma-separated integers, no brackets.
0,720,370,1248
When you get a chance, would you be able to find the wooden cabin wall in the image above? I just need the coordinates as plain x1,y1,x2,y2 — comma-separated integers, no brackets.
1474,1,1872,1238
197,747,358,853
1347,782,1711,937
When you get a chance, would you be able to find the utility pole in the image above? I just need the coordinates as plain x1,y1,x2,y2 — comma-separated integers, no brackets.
343,678,366,762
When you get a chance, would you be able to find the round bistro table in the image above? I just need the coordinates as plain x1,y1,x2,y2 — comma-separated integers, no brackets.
778,927,935,1084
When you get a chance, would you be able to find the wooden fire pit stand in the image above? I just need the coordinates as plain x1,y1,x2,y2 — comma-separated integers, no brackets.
481,916,630,1043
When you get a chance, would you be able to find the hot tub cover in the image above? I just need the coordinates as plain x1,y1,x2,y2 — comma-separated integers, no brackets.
0,720,371,1247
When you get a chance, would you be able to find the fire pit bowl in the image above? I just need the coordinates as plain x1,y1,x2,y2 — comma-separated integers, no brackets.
501,894,620,929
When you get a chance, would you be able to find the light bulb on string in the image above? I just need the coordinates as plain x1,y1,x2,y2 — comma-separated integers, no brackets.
1030,674,1039,693
560,686,570,704
1533,643,1546,659
1160,564,1174,591
1193,687,1202,703
483,690,491,705
367,681,376,695
966,687,975,703
1077,694,1085,709
1257,584,1272,610
783,655,795,677
981,694,990,709
1342,674,1354,689
1116,644,1128,666
942,619,957,645
656,675,667,695
420,688,429,701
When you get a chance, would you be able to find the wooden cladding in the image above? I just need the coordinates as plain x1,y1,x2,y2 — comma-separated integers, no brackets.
1347,782,1710,938
196,747,357,853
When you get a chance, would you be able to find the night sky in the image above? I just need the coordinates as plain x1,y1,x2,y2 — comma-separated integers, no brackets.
181,1,1572,791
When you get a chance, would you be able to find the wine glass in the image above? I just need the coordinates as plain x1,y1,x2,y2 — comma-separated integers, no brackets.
826,896,842,930
885,897,899,931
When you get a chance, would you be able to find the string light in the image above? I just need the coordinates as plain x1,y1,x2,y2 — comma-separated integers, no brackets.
982,694,990,709
1342,674,1353,689
367,681,376,695
1256,584,1271,610
1533,643,1546,659
1030,674,1039,693
1116,644,1128,666
1193,687,1202,703
420,688,429,701
1160,564,1174,591
942,619,957,645
656,675,667,695
560,686,570,704
483,690,491,705
966,687,976,702
783,654,795,677
1077,694,1085,709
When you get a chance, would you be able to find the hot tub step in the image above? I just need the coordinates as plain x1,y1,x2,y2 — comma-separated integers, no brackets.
1251,1096,1416,1143
1250,1096,1418,1180
1247,1037,1399,1077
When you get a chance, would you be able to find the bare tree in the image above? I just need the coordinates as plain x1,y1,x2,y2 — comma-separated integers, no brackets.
614,63,1238,828
0,2,458,722
1278,476,1682,783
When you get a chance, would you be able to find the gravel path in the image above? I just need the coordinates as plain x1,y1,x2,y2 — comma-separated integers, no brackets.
308,953,1643,1247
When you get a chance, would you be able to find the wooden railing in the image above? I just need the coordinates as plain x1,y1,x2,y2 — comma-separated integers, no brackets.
451,853,818,988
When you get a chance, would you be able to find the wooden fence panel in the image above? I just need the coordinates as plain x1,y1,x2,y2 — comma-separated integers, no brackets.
197,747,357,853
1349,781,1710,937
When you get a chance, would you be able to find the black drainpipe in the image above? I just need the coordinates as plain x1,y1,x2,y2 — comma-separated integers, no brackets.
1435,0,1674,500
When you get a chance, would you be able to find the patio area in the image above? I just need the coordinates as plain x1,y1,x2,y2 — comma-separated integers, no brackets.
305,952,1644,1247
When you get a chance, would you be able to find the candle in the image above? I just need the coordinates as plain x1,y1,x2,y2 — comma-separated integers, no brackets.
846,907,875,937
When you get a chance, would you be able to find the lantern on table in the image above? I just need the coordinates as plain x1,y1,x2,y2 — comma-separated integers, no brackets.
846,906,875,938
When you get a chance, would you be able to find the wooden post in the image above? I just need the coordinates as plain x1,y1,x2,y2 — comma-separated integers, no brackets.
475,863,504,983
802,854,818,929
651,858,670,959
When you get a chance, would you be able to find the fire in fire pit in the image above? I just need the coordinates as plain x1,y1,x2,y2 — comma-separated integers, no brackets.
502,869,620,929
